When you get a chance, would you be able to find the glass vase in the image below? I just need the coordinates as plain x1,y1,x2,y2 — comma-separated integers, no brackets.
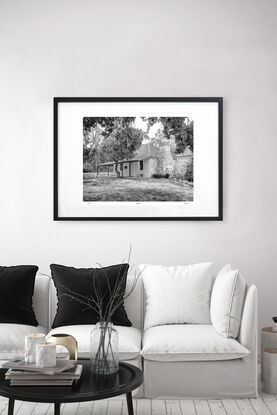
90,322,119,375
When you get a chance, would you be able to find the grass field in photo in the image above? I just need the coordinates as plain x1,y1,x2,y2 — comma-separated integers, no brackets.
83,174,193,202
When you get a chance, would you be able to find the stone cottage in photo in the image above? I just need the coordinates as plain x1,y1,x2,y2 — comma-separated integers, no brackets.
96,138,193,179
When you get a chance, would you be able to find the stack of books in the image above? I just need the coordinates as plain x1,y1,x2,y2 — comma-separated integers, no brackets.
3,359,82,386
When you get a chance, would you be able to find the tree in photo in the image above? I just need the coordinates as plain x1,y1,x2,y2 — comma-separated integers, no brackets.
83,117,139,173
83,117,136,137
143,117,193,153
100,121,145,177
83,124,104,172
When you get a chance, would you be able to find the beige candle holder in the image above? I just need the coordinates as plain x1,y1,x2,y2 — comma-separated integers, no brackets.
46,333,78,361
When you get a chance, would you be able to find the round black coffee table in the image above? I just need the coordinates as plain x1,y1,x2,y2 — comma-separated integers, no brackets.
0,360,143,415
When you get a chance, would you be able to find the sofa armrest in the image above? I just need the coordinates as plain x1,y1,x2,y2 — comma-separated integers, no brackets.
238,285,258,353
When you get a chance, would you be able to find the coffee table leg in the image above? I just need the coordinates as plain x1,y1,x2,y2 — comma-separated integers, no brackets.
8,399,14,415
54,403,60,415
126,392,134,415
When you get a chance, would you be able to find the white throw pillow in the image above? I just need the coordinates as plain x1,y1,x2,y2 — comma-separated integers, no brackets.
210,264,246,338
139,262,213,330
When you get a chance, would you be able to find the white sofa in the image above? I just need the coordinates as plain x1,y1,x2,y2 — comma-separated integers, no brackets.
0,273,258,399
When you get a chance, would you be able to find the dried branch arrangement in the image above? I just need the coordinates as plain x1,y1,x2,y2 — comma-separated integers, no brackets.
60,249,144,374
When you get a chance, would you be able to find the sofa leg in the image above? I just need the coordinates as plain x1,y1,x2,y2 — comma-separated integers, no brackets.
126,392,134,415
8,399,14,415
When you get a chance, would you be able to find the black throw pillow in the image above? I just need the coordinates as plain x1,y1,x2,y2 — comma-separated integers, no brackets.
50,263,132,328
0,265,39,326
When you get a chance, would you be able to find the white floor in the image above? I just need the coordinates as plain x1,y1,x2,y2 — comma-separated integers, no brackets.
1,392,277,415
0,369,272,415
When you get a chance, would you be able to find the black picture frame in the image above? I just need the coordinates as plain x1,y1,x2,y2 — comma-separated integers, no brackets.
54,97,223,221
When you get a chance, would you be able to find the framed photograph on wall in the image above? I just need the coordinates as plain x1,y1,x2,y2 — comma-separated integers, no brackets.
54,97,223,220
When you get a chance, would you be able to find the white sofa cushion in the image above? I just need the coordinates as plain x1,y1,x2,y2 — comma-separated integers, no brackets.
47,325,141,361
211,264,246,338
142,324,250,362
0,324,47,360
140,262,213,330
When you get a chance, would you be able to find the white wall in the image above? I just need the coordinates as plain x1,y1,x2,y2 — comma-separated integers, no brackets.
0,0,276,332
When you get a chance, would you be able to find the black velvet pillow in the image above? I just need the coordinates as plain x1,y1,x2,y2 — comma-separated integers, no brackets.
0,265,38,326
50,263,132,328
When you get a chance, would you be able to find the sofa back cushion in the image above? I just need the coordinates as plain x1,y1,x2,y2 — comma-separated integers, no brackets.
140,263,214,330
33,273,51,329
124,274,143,330
49,274,143,331
210,264,246,338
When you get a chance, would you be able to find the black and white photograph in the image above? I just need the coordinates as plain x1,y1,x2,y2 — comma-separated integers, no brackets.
54,98,222,220
83,116,194,202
